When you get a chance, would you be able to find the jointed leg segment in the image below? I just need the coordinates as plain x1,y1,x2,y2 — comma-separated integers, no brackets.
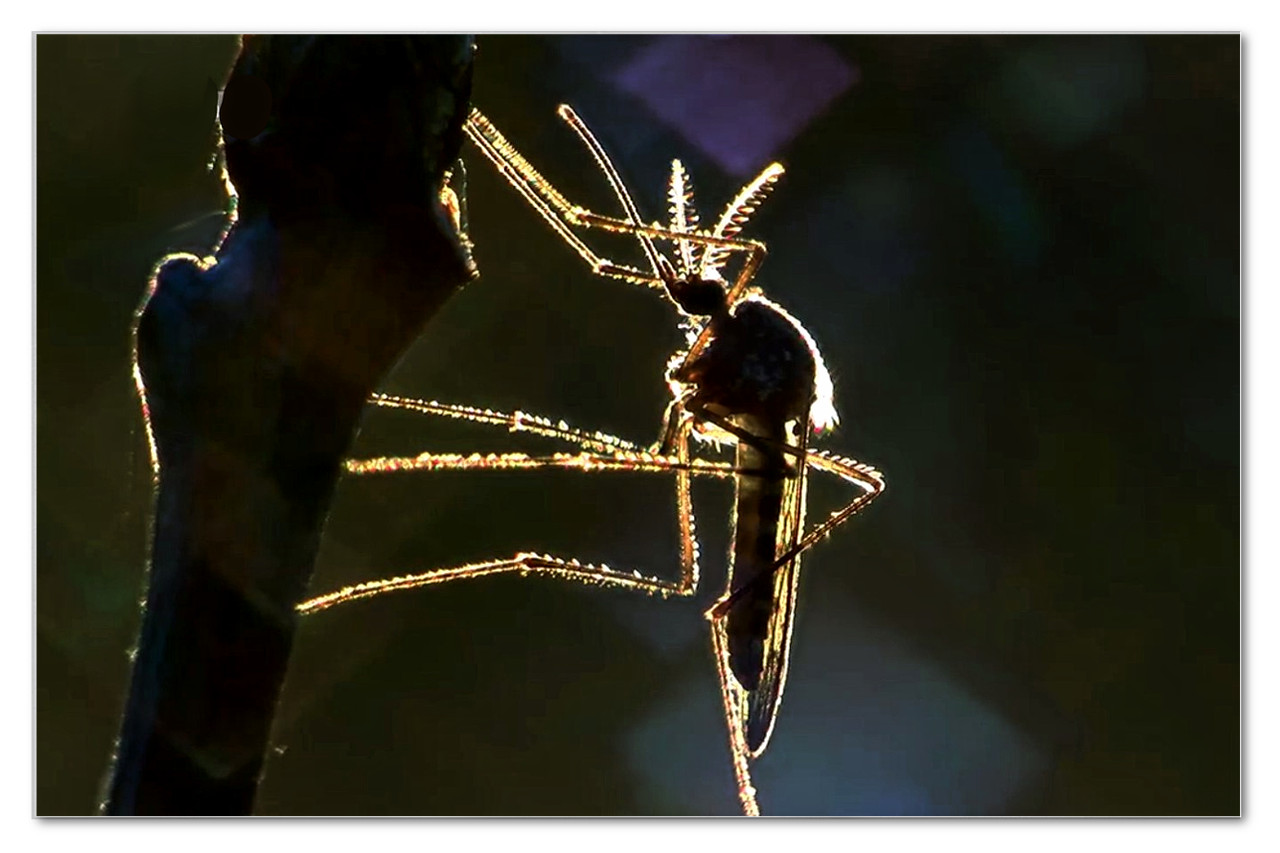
326,392,885,626
299,398,722,614
706,449,885,621
464,110,665,291
464,108,771,313
298,551,692,615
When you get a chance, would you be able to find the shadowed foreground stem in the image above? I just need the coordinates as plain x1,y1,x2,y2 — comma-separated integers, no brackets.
102,34,476,815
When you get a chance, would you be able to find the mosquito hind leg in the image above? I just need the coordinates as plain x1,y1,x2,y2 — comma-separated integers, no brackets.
706,450,885,621
781,451,886,563
465,109,667,293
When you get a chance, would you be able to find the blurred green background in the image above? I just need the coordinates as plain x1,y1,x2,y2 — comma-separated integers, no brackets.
36,34,1238,815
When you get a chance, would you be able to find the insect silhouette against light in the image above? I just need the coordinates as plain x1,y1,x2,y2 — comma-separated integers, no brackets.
297,105,886,816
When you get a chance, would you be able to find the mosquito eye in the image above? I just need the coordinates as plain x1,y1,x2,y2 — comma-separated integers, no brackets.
671,278,726,316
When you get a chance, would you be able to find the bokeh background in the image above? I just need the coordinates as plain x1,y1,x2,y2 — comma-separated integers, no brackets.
36,34,1239,816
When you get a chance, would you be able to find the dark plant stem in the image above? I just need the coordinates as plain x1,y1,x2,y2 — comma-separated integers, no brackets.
102,35,475,815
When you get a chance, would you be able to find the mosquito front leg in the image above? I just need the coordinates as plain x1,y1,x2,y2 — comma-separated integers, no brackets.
555,104,664,277
570,211,768,293
464,108,576,228
465,109,666,292
570,152,782,306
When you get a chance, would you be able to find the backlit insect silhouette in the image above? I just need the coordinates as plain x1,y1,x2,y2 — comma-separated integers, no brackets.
297,105,886,815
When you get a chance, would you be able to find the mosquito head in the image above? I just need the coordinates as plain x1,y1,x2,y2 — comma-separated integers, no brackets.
658,255,728,317
670,277,729,317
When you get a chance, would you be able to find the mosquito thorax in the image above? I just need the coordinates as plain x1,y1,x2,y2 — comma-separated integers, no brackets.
675,296,820,431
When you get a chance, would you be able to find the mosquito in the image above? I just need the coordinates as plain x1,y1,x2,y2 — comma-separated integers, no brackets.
296,105,886,816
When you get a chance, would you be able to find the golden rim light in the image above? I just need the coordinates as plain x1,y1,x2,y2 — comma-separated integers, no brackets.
291,105,886,817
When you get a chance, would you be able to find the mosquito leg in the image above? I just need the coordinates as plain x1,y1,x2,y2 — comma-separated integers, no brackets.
298,550,695,615
631,222,767,366
720,240,767,308
465,115,597,263
592,262,666,289
471,104,774,310
556,105,663,278
366,394,646,454
781,451,886,562
359,395,769,479
464,110,666,294
344,448,747,478
572,211,765,260
710,618,762,817
468,106,773,368
303,419,717,614
671,400,755,816
671,415,700,592
705,450,885,620
465,109,576,222
654,398,692,456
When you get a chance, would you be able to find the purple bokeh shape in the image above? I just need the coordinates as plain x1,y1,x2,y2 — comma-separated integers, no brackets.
612,35,857,177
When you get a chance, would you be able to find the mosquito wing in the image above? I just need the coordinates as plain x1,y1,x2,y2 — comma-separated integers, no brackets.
748,425,808,755
721,412,810,757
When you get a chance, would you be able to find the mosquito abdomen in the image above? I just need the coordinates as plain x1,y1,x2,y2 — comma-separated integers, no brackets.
727,420,787,690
